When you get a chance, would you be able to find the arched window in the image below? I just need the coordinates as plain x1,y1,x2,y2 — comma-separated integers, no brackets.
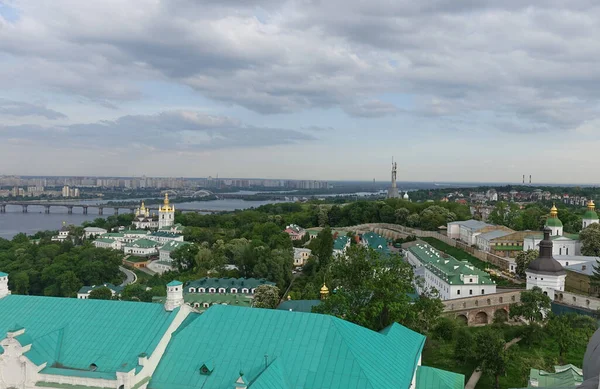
242,288,249,294
209,288,216,293
231,288,238,293
189,287,196,293
251,288,256,294
199,288,205,293
203,303,209,308
481,289,485,295
218,288,226,293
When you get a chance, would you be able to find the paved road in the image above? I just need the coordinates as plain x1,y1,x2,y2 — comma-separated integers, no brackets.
119,266,137,286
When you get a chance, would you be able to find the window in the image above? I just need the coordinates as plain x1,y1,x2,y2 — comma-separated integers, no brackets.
583,265,588,271
481,289,485,295
209,288,216,293
242,288,249,294
457,290,460,295
199,288,205,293
218,288,226,293
469,278,473,283
567,248,569,255
559,248,562,255
469,290,473,295
231,288,238,293
189,287,196,293
566,262,569,266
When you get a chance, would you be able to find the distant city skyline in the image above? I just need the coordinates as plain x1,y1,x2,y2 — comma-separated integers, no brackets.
2,1,600,183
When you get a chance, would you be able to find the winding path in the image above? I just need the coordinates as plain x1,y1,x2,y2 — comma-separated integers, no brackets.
119,265,137,286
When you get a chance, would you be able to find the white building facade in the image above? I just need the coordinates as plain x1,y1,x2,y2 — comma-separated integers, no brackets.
158,193,175,229
406,243,496,300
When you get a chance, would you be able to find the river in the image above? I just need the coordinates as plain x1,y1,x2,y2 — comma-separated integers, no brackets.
0,198,286,239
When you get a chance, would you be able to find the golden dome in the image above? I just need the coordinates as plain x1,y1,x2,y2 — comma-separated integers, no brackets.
140,201,146,211
164,193,169,206
320,283,329,294
589,199,596,210
550,203,558,217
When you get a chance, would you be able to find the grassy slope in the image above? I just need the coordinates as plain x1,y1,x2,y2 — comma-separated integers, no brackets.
422,325,587,389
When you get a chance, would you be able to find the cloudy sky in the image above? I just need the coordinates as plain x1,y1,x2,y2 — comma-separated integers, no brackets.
1,0,600,183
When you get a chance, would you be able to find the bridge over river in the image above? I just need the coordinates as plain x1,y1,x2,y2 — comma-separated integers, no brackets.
0,202,222,215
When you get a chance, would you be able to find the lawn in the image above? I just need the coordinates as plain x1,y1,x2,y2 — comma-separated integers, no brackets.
422,324,588,389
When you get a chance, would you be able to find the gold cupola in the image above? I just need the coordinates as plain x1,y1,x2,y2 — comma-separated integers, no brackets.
320,283,329,300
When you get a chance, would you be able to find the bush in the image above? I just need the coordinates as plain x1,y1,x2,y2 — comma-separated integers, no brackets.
454,327,475,363
433,317,458,341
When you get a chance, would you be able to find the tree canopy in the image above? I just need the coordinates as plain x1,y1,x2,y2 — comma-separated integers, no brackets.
509,287,551,323
253,284,281,309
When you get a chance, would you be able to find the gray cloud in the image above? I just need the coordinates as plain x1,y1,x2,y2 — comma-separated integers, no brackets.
0,98,67,120
343,100,400,118
0,110,316,150
3,0,600,131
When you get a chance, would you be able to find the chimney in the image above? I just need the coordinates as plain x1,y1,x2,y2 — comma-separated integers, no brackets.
0,272,10,299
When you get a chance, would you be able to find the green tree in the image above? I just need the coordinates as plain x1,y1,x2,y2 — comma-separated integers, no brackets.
474,328,508,389
121,284,152,302
11,271,30,295
581,223,600,256
454,327,474,363
395,208,410,225
509,287,551,323
409,293,445,334
310,227,334,270
545,313,596,362
515,250,539,278
253,284,281,308
171,244,200,272
88,286,114,300
313,246,420,332
58,271,82,297
433,317,457,341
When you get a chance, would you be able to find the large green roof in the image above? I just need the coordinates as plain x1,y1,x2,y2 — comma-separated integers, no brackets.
545,217,563,227
416,366,465,389
361,231,390,254
159,240,190,252
0,295,177,378
149,305,426,389
126,238,158,248
528,364,583,388
584,210,599,220
408,244,495,285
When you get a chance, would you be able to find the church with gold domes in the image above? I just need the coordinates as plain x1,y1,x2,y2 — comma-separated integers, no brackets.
131,194,176,230
132,200,158,229
158,193,175,229
522,202,600,257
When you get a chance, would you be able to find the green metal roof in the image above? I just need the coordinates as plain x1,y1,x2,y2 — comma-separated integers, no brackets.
149,305,427,389
528,364,583,388
124,230,150,235
185,277,274,292
0,295,177,378
77,283,123,295
0,272,7,277
159,241,190,252
333,236,350,250
150,231,184,238
153,293,253,309
545,217,563,227
167,280,183,287
126,238,158,249
408,244,495,285
94,238,117,244
277,300,321,312
583,210,599,220
416,366,465,389
361,232,390,254
102,232,125,238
